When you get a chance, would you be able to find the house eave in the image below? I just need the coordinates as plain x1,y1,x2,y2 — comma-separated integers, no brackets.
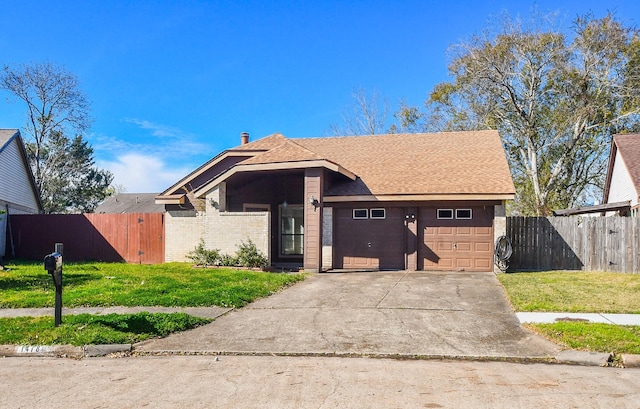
193,160,357,198
155,194,186,205
323,193,516,202
553,200,631,216
158,150,261,196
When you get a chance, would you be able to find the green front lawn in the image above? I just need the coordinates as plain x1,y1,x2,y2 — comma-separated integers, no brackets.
497,271,640,313
0,261,305,308
0,261,305,346
0,312,212,346
498,271,640,355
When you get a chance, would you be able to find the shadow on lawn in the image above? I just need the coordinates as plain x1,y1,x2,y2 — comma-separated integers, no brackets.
0,273,101,291
83,313,202,337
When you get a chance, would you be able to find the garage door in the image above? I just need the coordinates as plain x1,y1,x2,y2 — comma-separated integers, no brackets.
334,207,405,270
419,206,493,272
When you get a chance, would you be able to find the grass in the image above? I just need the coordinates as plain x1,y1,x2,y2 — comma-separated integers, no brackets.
497,271,640,313
499,271,640,355
0,261,305,346
0,261,306,308
0,312,212,346
525,322,640,355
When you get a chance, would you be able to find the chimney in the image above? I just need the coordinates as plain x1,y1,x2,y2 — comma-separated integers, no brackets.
241,132,250,145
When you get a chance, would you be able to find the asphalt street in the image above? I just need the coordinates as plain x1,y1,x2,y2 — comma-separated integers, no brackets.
2,355,639,408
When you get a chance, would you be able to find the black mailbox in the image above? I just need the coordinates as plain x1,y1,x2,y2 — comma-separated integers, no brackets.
44,252,62,273
44,252,63,326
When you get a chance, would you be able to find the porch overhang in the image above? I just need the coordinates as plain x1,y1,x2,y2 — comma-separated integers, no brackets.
193,160,356,198
155,194,186,205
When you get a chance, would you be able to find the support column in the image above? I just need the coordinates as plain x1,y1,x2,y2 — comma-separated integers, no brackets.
493,202,507,273
304,168,323,272
406,207,418,270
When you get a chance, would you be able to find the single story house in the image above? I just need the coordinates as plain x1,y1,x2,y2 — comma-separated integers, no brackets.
603,133,640,217
156,131,515,272
0,129,42,258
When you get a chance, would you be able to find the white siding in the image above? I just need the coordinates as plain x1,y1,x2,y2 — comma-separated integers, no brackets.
0,139,40,211
1,138,40,257
607,150,639,210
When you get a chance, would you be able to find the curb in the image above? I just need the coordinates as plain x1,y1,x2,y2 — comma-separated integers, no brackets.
555,350,611,366
621,354,640,368
1,345,634,368
0,344,131,358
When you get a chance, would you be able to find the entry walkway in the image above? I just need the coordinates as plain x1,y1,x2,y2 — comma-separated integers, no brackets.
517,312,640,325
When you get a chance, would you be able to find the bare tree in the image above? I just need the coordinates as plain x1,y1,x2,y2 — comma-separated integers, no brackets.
1,62,112,213
328,87,392,135
418,12,640,215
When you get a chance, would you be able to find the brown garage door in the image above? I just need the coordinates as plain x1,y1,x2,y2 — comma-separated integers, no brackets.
334,207,405,270
419,206,493,272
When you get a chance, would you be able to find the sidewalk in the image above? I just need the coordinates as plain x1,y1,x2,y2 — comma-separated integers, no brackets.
517,312,640,325
0,306,231,320
3,308,638,325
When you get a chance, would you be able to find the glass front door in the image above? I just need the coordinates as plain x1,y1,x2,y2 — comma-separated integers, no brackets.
280,205,303,256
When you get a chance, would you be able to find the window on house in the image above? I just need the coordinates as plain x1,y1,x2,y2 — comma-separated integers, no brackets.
353,209,368,219
370,208,386,219
456,209,472,219
280,205,304,256
437,209,453,219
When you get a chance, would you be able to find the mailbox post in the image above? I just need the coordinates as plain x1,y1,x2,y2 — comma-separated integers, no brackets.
44,252,63,326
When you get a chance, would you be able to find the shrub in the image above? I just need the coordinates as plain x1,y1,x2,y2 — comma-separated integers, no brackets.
186,240,221,266
235,239,268,269
187,238,268,269
219,254,239,267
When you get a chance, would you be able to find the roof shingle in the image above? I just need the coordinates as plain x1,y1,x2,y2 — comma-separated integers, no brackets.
293,130,515,196
613,133,640,191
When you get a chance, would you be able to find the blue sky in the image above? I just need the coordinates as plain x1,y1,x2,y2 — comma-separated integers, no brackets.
1,1,639,193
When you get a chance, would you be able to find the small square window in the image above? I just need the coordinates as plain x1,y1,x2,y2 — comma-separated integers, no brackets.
456,209,472,219
370,208,386,219
437,209,453,219
353,209,368,219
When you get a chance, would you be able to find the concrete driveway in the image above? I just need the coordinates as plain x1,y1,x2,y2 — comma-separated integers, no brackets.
136,271,560,359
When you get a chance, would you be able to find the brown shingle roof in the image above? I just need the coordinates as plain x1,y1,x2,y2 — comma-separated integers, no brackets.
613,133,640,191
164,130,515,200
231,132,287,151
240,139,323,165
293,131,515,196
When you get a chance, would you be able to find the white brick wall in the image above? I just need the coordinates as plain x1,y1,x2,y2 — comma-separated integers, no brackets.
164,210,205,262
164,186,270,263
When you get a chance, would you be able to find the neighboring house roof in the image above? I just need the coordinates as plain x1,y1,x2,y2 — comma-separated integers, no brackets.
603,133,640,208
158,130,515,203
0,129,43,212
96,193,165,213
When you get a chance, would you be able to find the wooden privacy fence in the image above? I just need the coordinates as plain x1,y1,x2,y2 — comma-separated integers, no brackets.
506,216,640,273
6,213,164,264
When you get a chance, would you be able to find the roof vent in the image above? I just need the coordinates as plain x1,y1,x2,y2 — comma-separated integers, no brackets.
241,132,250,145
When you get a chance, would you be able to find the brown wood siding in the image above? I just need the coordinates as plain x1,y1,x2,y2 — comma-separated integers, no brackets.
6,213,164,263
333,207,405,270
419,206,493,272
303,168,323,271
